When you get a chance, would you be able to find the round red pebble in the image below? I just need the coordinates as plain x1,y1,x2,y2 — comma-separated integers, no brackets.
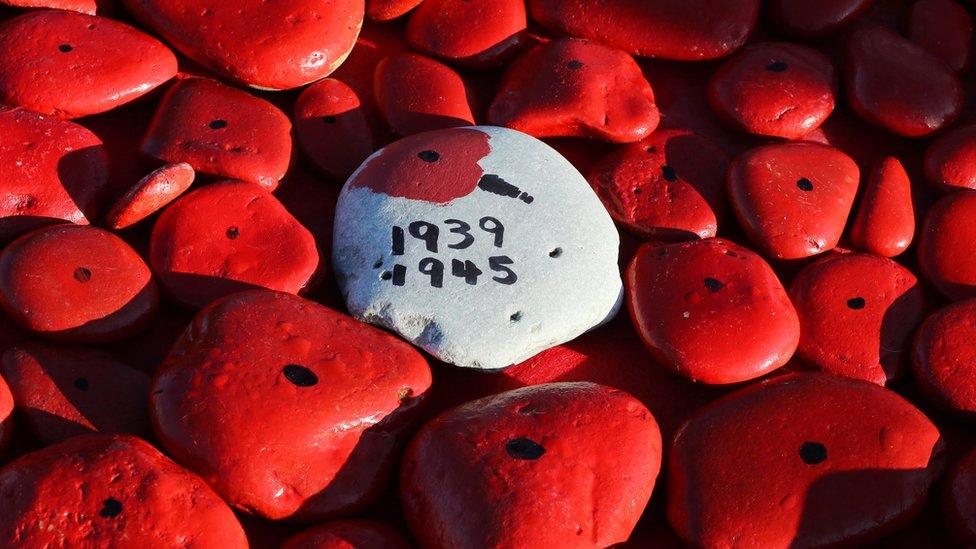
919,191,976,300
152,290,431,520
0,342,149,445
728,142,860,260
627,238,799,384
374,53,475,136
122,0,363,90
908,0,973,73
489,39,659,143
0,0,97,14
149,180,318,310
0,434,247,548
401,382,661,548
0,225,158,343
588,129,728,240
946,446,976,546
141,77,292,190
668,373,944,547
294,79,374,182
0,10,176,118
406,0,527,68
0,109,108,242
283,520,410,549
768,0,874,38
366,0,421,21
845,26,962,138
912,300,976,417
105,163,194,230
925,123,976,191
526,0,759,61
707,41,837,139
789,253,925,385
0,374,11,453
849,157,914,257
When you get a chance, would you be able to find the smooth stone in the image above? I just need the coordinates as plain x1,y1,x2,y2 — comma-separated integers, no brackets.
105,162,194,230
925,123,976,191
366,0,421,21
406,0,527,68
282,520,411,549
374,52,476,136
849,156,914,257
294,78,375,182
333,126,623,369
908,0,972,73
0,373,10,453
768,0,874,38
946,446,976,546
918,191,976,300
0,0,98,13
912,299,976,417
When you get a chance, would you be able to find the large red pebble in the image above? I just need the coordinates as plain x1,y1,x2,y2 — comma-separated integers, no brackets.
366,0,421,21
105,162,194,230
0,225,157,343
526,0,759,61
918,191,976,300
141,77,292,190
707,41,837,139
149,180,318,310
0,11,176,118
912,300,976,417
283,520,410,549
0,109,108,242
406,0,526,68
728,142,860,260
668,373,945,548
925,124,976,191
0,342,149,445
152,290,431,520
294,79,374,182
588,129,728,240
0,434,247,548
0,0,98,13
489,39,659,143
768,0,874,38
401,382,661,548
908,0,973,73
946,446,976,546
627,238,799,384
789,253,925,385
849,157,914,257
845,26,962,138
374,53,475,136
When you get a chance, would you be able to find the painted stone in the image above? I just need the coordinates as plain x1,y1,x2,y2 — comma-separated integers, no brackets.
0,342,149,445
789,253,925,385
918,191,976,300
295,79,375,182
908,0,972,73
0,373,11,453
0,0,97,13
768,0,874,38
366,0,421,21
925,124,976,191
728,142,859,260
333,126,623,370
152,290,431,520
149,180,318,310
141,77,292,190
374,53,475,136
946,446,976,546
122,0,363,90
587,129,728,240
0,225,158,343
406,0,527,68
912,300,976,417
401,382,661,548
0,434,248,548
283,520,411,549
668,373,945,548
489,39,659,143
849,157,914,257
105,163,194,230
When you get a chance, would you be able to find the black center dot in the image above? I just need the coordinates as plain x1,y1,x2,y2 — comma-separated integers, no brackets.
59,44,73,53
799,441,828,465
73,377,89,391
766,61,788,72
506,437,546,460
99,497,123,518
225,226,239,240
417,150,440,162
510,311,522,322
661,165,678,182
847,297,866,310
567,60,584,70
797,177,814,191
209,119,228,130
283,364,318,387
73,267,92,283
549,248,563,258
322,115,337,124
704,277,725,292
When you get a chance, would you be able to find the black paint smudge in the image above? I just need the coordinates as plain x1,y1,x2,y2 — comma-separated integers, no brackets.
478,174,533,204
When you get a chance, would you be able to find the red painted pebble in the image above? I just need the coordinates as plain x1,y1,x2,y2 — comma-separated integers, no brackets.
374,53,475,136
845,26,962,138
918,191,976,300
849,157,914,257
0,374,11,453
627,238,799,384
366,0,421,21
908,0,973,73
946,446,976,546
152,290,431,520
149,180,318,310
669,373,944,547
768,0,874,38
105,163,194,230
123,0,364,90
789,253,925,385
707,41,837,139
925,123,976,191
141,78,292,190
0,0,97,13
526,0,759,61
0,109,108,242
0,342,149,445
489,39,659,143
401,382,661,548
0,10,176,118
406,0,527,68
912,300,976,416
0,434,247,548
0,225,158,343
282,520,411,549
294,79,374,182
728,142,860,260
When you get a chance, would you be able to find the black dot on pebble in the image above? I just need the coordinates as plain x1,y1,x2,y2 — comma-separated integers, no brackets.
661,165,678,182
704,277,725,292
506,437,546,460
797,177,814,191
322,115,338,123
373,260,383,269
847,297,866,310
417,150,440,162
74,378,89,391
381,271,392,280
209,119,228,130
510,311,522,322
799,441,828,465
646,146,657,154
549,248,562,258
766,61,788,72
283,364,318,387
567,60,584,70
59,44,73,53
73,267,92,283
225,226,239,240
99,497,123,518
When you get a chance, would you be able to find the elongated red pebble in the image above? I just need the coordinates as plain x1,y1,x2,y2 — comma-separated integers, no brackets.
946,446,976,546
0,374,11,452
908,0,973,73
152,290,431,520
849,157,914,257
728,142,860,260
406,0,526,68
374,53,475,136
366,0,421,21
283,520,411,549
669,373,944,547
141,77,292,190
401,382,661,548
789,253,925,385
0,434,248,548
105,162,194,230
149,180,318,310
768,0,874,38
918,191,976,300
846,26,962,138
294,79,374,182
0,10,176,118
0,225,157,342
0,342,149,445
0,0,97,13
707,41,837,139
912,300,976,417
925,124,976,191
489,39,659,143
